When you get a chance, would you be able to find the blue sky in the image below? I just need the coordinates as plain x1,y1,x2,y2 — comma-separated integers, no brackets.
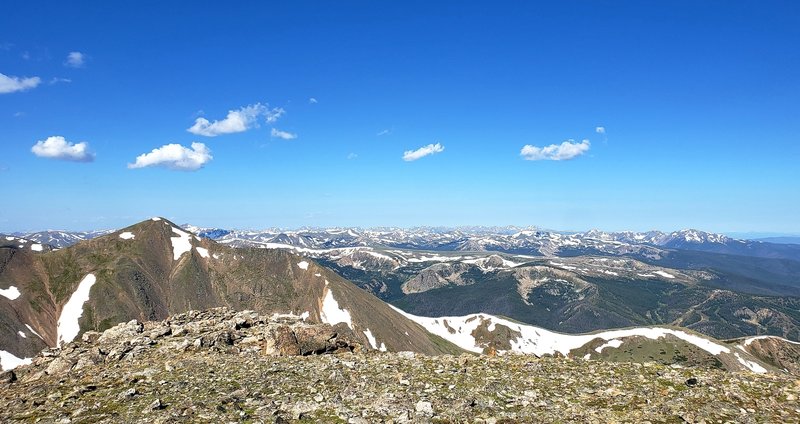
1,1,798,233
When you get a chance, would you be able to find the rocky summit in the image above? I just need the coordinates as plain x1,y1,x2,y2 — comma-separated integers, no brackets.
2,308,799,423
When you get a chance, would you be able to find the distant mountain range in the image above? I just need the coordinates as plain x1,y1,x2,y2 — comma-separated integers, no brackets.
2,220,799,376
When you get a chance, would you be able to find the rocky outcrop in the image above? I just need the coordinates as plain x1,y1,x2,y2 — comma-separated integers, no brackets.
8,307,362,384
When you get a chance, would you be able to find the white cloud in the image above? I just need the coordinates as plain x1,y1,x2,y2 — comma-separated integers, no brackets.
347,153,358,160
49,77,72,85
402,143,444,161
65,51,85,68
188,104,266,137
308,97,318,104
128,142,212,171
31,136,94,162
520,139,590,161
0,73,41,94
265,107,285,123
595,126,605,134
271,128,297,140
377,129,391,136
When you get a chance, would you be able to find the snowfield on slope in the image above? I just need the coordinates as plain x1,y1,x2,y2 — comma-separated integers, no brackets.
319,283,353,330
0,285,21,300
390,306,731,358
170,227,192,260
57,274,97,347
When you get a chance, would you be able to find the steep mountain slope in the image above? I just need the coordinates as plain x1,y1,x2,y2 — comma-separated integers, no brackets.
0,218,460,370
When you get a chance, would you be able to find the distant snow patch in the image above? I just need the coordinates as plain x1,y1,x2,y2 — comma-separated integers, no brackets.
654,270,675,279
57,273,97,347
735,352,767,373
25,324,43,339
119,232,135,240
391,306,731,357
363,328,387,352
170,227,192,260
595,339,623,353
151,217,161,221
314,273,321,277
743,335,800,346
0,286,21,300
195,247,209,258
30,244,43,252
17,331,26,338
297,261,309,270
212,253,220,259
300,311,310,321
4,236,14,241
0,350,32,371
319,287,353,330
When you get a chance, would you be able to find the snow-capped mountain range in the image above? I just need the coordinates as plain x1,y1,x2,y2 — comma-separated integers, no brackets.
178,225,796,260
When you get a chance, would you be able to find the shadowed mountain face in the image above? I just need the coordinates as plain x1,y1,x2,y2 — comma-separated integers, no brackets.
0,219,461,368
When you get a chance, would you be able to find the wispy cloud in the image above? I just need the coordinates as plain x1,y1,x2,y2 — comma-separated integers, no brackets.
271,128,297,140
31,136,94,162
403,143,444,161
64,51,85,68
308,97,318,104
595,126,605,134
49,77,72,85
520,139,590,161
347,153,358,160
0,72,41,94
128,142,212,171
265,107,285,123
188,104,267,137
377,129,391,136
13,112,25,118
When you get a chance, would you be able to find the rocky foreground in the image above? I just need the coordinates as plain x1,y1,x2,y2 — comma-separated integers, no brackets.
1,309,798,423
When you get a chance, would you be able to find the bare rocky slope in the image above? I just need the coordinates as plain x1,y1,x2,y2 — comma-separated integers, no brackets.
1,307,798,423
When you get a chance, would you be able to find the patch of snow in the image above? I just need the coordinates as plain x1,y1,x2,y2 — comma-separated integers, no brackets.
297,261,309,270
0,285,21,300
0,350,32,371
314,273,321,277
654,270,675,279
408,255,463,263
212,253,220,259
195,247,209,258
300,311,310,321
319,287,353,330
743,335,800,346
390,306,731,357
30,244,43,252
119,232,135,240
17,331,26,338
549,261,577,270
583,354,591,360
735,352,767,373
25,324,43,339
151,217,161,221
595,339,624,353
4,236,14,241
57,274,97,347
170,227,192,260
363,328,379,349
